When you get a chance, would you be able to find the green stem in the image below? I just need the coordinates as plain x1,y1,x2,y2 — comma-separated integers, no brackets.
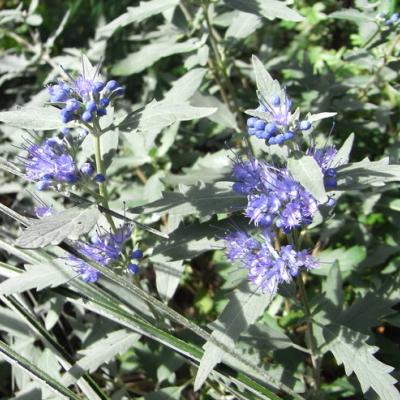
297,274,321,393
289,231,320,393
93,126,117,232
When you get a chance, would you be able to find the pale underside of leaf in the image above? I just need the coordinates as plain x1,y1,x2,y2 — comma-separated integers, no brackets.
287,155,328,203
323,325,399,400
15,206,100,249
0,262,77,296
62,330,140,386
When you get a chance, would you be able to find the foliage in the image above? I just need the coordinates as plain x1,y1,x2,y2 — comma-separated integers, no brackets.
0,0,399,399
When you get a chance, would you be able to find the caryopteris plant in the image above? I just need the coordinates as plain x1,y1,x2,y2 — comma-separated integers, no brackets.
0,1,399,399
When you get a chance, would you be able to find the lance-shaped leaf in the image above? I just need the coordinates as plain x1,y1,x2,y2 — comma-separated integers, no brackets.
0,340,81,400
224,0,304,22
251,55,283,102
112,39,202,76
337,158,400,189
333,133,354,167
129,182,246,218
62,330,140,386
0,106,68,130
0,262,77,295
96,0,179,39
194,283,273,390
119,100,216,134
164,68,206,104
307,112,337,123
323,325,400,400
287,155,328,203
15,206,100,248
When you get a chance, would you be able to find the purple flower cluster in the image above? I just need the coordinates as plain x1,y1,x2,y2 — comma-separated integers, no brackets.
67,224,132,283
246,92,311,145
48,76,124,124
21,138,78,191
232,158,319,233
307,145,338,189
225,231,318,295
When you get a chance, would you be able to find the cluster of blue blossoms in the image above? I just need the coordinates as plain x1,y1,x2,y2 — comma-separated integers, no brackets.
22,72,124,190
225,231,318,294
35,205,141,283
24,67,133,283
21,137,101,191
226,151,335,294
22,138,77,191
67,225,132,283
48,76,124,124
225,85,338,295
246,92,311,145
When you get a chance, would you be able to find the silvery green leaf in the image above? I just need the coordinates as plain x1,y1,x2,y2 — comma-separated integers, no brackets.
15,206,100,248
225,11,262,40
96,0,179,39
0,54,29,74
243,324,294,350
287,155,328,203
224,0,304,21
0,307,31,337
194,283,272,390
157,121,179,157
81,53,102,81
336,292,397,334
0,262,76,295
324,261,343,307
151,216,248,261
323,325,400,400
25,14,42,26
191,93,239,131
129,181,246,218
328,9,374,23
0,107,68,130
0,340,80,400
165,149,232,185
164,68,206,104
312,245,366,277
337,158,400,189
251,55,283,104
307,112,337,123
120,100,217,134
333,133,354,167
112,39,202,76
151,254,185,301
62,330,140,386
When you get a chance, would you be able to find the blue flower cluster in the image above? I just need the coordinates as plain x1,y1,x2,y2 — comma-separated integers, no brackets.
67,224,132,283
21,137,100,191
48,77,124,124
224,65,340,295
225,154,329,294
246,92,311,145
225,231,318,295
22,138,78,191
232,158,321,233
34,205,134,283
